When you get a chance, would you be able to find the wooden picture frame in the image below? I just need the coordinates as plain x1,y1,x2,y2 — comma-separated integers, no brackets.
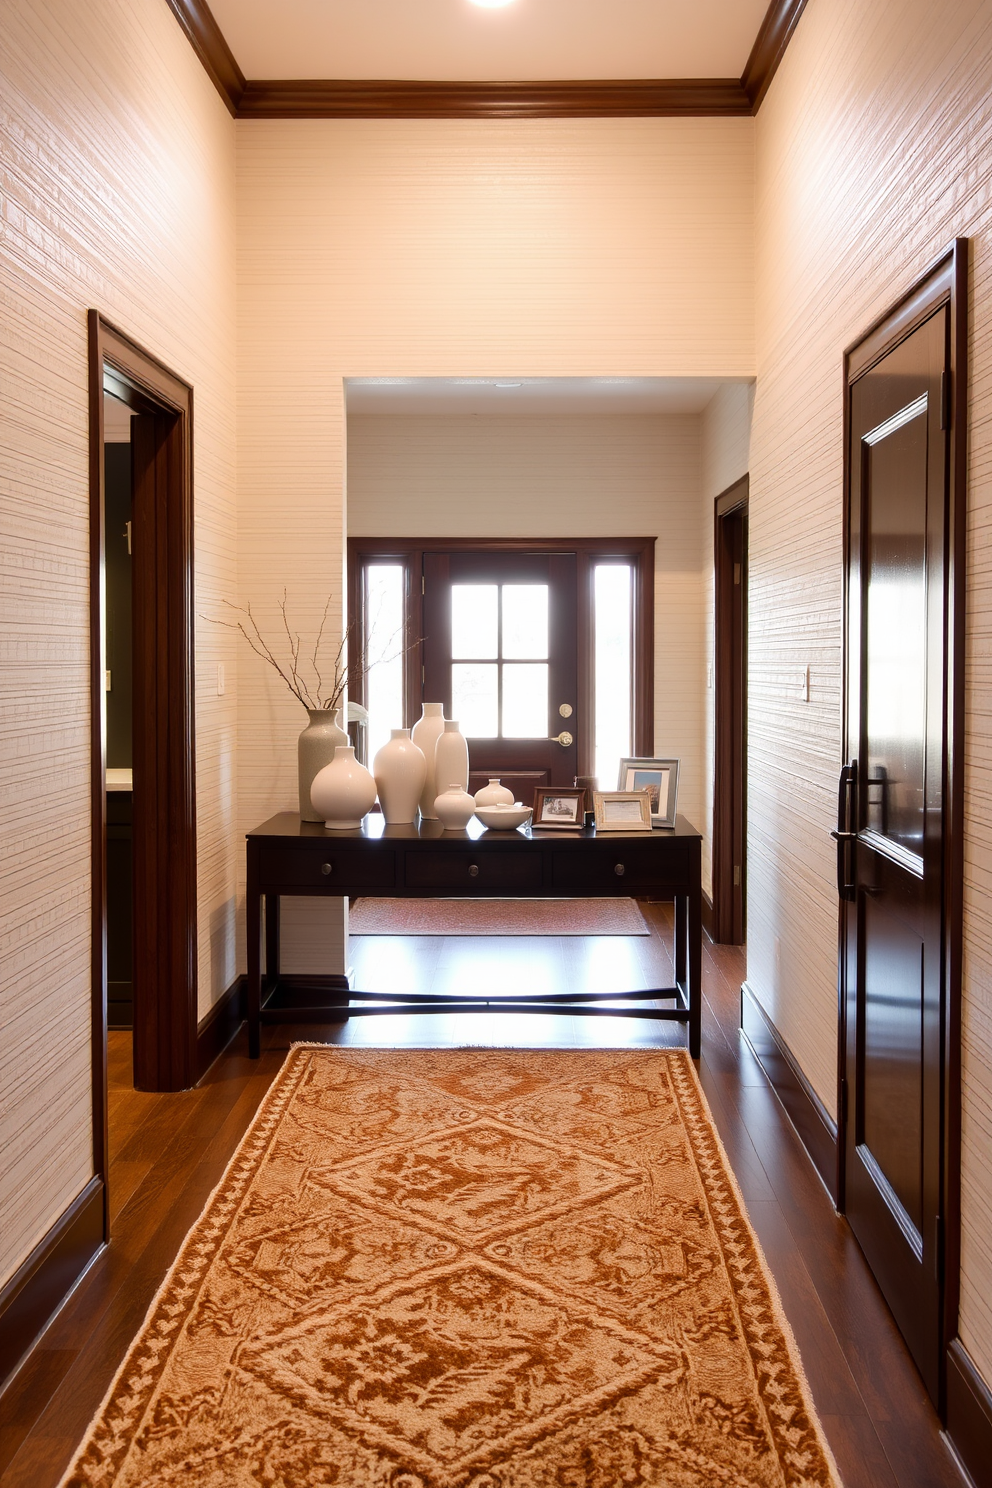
617,757,680,829
532,786,586,831
593,790,653,832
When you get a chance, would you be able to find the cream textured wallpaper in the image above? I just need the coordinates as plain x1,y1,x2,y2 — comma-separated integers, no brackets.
750,0,992,1382
348,410,708,844
0,0,237,1286
700,384,754,898
236,117,755,973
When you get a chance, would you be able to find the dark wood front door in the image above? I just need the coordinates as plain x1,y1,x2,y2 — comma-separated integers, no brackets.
839,246,966,1404
423,549,579,796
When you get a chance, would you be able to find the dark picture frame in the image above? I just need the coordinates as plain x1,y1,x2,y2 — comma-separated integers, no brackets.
532,786,586,831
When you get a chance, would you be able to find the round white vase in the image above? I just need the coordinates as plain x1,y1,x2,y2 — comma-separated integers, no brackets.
298,708,348,821
373,729,426,824
411,703,446,819
435,720,469,796
310,745,377,829
474,777,514,807
434,783,477,830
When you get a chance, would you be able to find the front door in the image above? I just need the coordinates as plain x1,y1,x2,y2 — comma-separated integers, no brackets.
839,256,963,1403
422,549,579,796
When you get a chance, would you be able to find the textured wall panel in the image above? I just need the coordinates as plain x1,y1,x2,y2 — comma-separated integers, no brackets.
236,117,755,971
751,0,992,1383
349,411,707,842
0,0,237,1286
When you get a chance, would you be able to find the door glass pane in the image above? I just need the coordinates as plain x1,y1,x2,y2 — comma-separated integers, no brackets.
594,564,632,787
365,565,405,764
502,584,548,658
452,585,498,659
865,406,927,854
452,663,499,737
502,663,548,737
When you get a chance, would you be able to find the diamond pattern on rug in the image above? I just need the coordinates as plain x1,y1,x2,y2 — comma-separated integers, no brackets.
62,1048,843,1488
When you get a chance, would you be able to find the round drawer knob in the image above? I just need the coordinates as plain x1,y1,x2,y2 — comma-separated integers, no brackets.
614,862,625,877
468,864,480,878
321,862,333,876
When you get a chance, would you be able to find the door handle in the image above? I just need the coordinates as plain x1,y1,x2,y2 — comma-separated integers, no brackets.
834,762,857,901
554,731,574,747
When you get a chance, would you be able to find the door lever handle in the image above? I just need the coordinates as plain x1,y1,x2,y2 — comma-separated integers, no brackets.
835,763,857,901
554,731,574,747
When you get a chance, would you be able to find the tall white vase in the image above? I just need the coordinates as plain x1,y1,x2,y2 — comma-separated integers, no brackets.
411,702,446,819
310,745,377,829
435,719,469,796
298,708,348,822
373,729,426,824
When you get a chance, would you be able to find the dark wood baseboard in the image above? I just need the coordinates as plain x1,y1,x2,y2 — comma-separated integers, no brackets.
946,1337,992,1487
0,1177,105,1396
195,976,246,1082
701,891,715,940
740,982,838,1203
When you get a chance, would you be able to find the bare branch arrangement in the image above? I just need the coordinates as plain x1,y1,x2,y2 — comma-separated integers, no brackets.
214,591,408,714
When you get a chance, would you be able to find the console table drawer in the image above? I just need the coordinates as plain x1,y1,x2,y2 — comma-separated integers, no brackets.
551,841,687,892
404,849,543,893
256,846,395,889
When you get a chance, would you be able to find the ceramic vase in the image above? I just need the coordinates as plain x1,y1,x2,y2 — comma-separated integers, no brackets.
411,702,446,819
474,778,514,807
435,720,469,797
298,708,348,822
434,783,477,831
373,729,426,824
310,744,377,829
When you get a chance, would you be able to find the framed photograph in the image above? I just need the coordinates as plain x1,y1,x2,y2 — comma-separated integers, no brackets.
593,790,653,833
532,786,586,831
617,757,680,829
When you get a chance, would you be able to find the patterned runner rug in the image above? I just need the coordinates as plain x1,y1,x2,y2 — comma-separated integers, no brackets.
63,1048,841,1488
348,896,650,935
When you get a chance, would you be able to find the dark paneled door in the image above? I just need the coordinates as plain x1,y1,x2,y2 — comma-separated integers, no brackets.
423,550,579,795
840,302,952,1402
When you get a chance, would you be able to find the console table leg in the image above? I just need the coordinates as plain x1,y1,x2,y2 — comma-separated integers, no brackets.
265,893,280,986
247,846,261,1059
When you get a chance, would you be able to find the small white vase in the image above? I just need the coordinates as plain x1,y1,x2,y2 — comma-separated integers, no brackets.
434,783,476,830
298,708,348,822
435,720,469,796
474,777,514,807
411,703,446,819
373,729,426,824
310,745,377,829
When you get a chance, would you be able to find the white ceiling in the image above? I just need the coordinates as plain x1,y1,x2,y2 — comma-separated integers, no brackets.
209,0,770,83
346,376,741,417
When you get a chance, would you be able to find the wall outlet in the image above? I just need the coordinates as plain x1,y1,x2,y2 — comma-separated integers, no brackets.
217,662,225,697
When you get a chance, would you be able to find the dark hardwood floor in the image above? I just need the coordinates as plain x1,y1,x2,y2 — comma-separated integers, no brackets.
0,904,967,1487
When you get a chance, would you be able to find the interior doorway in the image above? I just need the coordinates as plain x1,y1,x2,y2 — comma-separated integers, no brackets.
837,242,966,1406
89,312,197,1150
713,479,748,945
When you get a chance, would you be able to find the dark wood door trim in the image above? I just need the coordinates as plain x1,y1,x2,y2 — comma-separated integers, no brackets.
837,239,968,1411
713,478,748,944
166,0,803,119
89,313,198,1109
347,537,654,777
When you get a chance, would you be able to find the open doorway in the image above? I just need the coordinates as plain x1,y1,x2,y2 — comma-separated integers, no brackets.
89,310,198,1223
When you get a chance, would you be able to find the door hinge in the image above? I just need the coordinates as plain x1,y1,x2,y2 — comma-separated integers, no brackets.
421,665,425,684
733,562,741,586
940,370,950,431
733,865,741,886
422,574,425,595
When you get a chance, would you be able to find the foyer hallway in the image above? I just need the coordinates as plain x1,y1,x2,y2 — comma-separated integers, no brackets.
0,907,966,1487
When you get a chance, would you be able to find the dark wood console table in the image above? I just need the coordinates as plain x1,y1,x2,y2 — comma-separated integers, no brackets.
246,813,702,1059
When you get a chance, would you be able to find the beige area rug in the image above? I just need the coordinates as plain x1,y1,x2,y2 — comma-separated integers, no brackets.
63,1049,842,1488
348,897,650,935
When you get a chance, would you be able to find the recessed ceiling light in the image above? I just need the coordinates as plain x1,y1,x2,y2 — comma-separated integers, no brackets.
468,0,517,8
494,382,523,388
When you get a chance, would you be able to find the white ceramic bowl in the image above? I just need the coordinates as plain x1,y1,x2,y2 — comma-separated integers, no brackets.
474,803,533,831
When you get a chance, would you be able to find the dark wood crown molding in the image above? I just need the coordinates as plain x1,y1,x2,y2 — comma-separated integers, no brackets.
163,0,245,116
742,0,810,111
237,78,751,120
166,0,805,120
